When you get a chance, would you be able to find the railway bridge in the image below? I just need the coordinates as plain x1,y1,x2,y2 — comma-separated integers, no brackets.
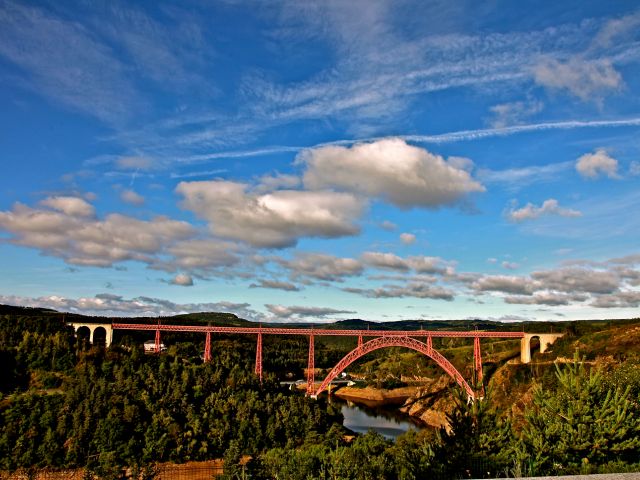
68,321,563,400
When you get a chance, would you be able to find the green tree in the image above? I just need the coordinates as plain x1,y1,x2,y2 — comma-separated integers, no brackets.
431,388,513,478
519,354,640,475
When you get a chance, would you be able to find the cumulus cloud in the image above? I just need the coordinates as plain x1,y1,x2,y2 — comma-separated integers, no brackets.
176,180,364,248
504,292,588,306
300,138,485,208
40,196,95,217
170,273,193,286
249,279,300,291
576,149,620,179
0,293,260,319
120,189,145,206
255,173,301,193
361,252,448,274
278,252,363,282
533,57,622,101
472,275,538,295
591,291,640,308
506,198,582,222
531,267,619,294
457,251,640,308
380,220,397,231
465,258,637,308
361,252,409,271
265,304,355,320
400,232,416,245
608,254,640,265
608,266,640,286
407,256,450,274
160,239,240,273
0,198,194,268
344,283,454,301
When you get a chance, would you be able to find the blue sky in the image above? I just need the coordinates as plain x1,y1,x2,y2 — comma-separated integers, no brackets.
1,0,639,322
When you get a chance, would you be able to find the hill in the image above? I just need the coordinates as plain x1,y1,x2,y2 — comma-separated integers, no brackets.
1,302,639,477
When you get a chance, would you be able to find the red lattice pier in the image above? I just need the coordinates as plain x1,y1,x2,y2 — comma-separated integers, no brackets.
112,323,525,400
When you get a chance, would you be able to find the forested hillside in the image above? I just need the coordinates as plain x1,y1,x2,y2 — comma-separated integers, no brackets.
1,305,639,479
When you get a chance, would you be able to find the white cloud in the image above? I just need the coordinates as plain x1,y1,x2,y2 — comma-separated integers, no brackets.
161,239,240,273
362,252,409,271
504,292,588,306
531,267,619,294
300,138,485,208
249,279,300,291
0,293,260,319
506,199,582,222
193,118,640,162
594,11,640,48
629,161,640,176
488,100,543,128
609,254,640,265
0,197,194,268
0,2,138,123
380,220,397,231
116,156,153,170
265,304,355,320
472,275,538,295
176,180,364,248
344,283,454,301
170,273,193,286
242,4,625,139
361,252,449,274
533,57,622,101
278,253,363,282
576,149,620,179
478,161,573,190
610,266,640,287
591,291,640,309
255,173,301,193
501,261,520,270
120,189,145,206
408,256,450,274
400,233,416,245
40,196,95,217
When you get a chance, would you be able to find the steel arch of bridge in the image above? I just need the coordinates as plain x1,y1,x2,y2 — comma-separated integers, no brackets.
314,335,475,399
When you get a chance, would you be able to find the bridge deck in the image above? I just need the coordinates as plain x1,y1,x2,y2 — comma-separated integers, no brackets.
111,323,525,338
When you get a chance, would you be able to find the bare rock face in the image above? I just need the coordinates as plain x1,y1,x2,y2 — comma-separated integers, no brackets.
419,409,449,430
399,375,456,430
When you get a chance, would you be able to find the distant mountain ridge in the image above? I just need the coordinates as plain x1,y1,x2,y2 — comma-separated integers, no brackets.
2,303,637,333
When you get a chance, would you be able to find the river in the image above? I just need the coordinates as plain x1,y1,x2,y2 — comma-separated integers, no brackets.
328,396,424,440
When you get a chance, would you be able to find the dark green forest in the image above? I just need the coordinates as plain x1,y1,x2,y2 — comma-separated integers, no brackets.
1,306,640,479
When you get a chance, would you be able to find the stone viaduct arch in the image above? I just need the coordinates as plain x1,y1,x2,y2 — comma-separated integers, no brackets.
520,333,564,363
313,336,476,399
68,322,113,347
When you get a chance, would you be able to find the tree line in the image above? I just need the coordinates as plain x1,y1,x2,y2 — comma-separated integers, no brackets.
1,310,639,478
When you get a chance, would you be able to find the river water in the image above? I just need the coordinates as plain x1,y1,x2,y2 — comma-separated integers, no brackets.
281,382,425,440
328,396,424,440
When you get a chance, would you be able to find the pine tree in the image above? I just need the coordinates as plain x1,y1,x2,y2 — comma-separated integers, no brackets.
432,388,513,478
520,354,640,475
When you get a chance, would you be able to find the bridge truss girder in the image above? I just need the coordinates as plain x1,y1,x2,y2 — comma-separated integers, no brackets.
313,335,476,399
